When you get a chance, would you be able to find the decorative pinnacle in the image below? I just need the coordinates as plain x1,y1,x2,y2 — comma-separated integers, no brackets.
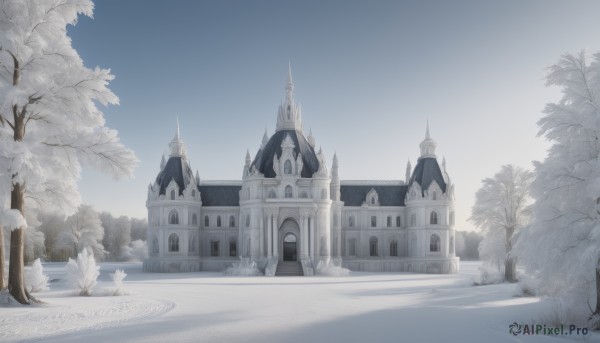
425,119,430,140
245,149,251,165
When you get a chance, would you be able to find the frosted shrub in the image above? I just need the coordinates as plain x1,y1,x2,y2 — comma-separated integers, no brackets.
66,249,100,296
474,263,504,285
25,259,49,293
129,240,148,261
316,259,350,276
225,257,263,276
110,269,127,296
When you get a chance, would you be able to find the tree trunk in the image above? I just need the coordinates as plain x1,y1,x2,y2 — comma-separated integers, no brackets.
505,226,517,282
0,225,4,290
8,182,29,304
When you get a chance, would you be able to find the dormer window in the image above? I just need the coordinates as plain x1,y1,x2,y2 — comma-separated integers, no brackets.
284,160,292,174
170,190,176,200
371,198,375,205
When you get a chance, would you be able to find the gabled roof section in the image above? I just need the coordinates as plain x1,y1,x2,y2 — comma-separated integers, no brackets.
340,185,408,206
155,156,194,195
408,157,447,195
198,185,241,206
250,129,320,178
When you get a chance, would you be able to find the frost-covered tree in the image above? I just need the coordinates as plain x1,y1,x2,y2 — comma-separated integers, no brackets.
37,212,67,261
100,213,131,261
57,205,105,260
0,0,137,303
517,51,600,323
470,165,533,282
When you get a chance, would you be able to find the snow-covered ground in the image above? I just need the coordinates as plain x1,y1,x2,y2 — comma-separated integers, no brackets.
0,261,595,342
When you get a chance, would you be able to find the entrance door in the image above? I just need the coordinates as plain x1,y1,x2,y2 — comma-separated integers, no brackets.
283,233,297,261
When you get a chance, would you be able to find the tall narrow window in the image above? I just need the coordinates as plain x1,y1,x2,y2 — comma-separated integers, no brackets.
210,240,220,257
432,191,437,200
217,215,222,227
169,210,179,225
369,236,378,256
192,213,197,226
168,233,179,252
284,160,292,174
285,185,293,198
229,238,237,257
245,214,250,227
371,216,377,227
386,216,392,227
189,234,196,252
170,190,176,200
430,211,438,225
349,216,355,227
349,238,356,256
396,216,401,227
204,215,209,227
229,215,235,227
390,240,398,257
152,237,159,255
430,234,440,252
411,213,417,226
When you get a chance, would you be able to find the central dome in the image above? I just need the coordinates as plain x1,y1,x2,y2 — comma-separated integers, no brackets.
250,129,320,178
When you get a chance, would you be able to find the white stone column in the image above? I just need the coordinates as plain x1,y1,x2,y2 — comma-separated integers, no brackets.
259,213,264,257
301,216,308,258
267,214,272,257
272,214,279,258
309,216,315,258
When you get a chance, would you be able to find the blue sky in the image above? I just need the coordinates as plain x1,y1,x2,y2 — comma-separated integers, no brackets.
70,0,600,231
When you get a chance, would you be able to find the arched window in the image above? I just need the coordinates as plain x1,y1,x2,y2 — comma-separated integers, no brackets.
170,189,176,200
168,233,179,252
284,160,292,174
390,240,398,257
432,191,437,200
371,216,377,227
349,216,355,227
371,197,375,205
152,237,159,255
229,215,235,227
285,185,293,198
192,213,197,226
430,234,440,252
386,215,392,227
348,238,357,256
321,188,327,199
449,211,455,225
210,240,219,257
396,216,401,227
369,236,378,257
245,214,250,227
268,189,276,198
204,215,209,227
217,215,222,227
450,235,455,254
229,237,237,257
169,210,179,224
430,211,438,225
411,213,417,226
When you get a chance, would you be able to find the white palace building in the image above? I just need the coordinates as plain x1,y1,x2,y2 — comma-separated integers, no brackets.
143,68,459,276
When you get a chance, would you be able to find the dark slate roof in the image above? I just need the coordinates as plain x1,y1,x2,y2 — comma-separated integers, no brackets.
155,156,194,195
408,157,447,195
340,185,408,206
250,129,320,178
198,185,241,206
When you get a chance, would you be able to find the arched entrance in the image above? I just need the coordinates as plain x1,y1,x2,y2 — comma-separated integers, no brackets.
283,233,297,261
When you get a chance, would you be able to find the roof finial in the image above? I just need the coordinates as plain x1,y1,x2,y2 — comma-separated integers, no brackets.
176,116,181,140
169,117,186,157
425,119,430,140
419,120,436,159
286,62,294,101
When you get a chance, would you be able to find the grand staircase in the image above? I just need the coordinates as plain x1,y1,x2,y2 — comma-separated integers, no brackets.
275,261,304,276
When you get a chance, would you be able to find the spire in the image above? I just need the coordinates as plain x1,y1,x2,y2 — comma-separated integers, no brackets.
331,152,339,179
195,170,201,184
419,121,436,159
307,128,315,147
160,154,166,169
261,128,269,148
442,156,447,171
245,149,251,166
169,119,187,158
276,64,303,132
405,159,412,183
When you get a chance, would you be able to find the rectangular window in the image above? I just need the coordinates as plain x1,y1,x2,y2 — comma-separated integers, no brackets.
371,216,377,227
229,241,237,257
390,242,398,257
349,239,356,256
210,241,219,257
